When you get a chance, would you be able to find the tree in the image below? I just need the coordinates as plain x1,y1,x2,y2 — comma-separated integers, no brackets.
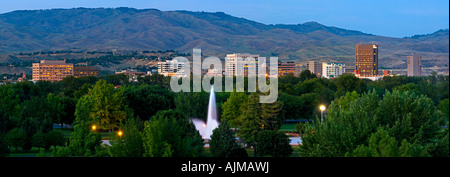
279,93,302,120
299,70,316,81
335,73,367,97
142,110,204,157
221,90,247,128
89,79,127,130
124,84,174,120
256,130,293,157
45,130,65,151
137,74,170,88
69,94,102,156
47,93,66,128
175,91,209,119
32,131,46,150
331,91,360,111
298,90,446,157
0,84,20,135
238,92,284,157
439,99,449,122
349,128,430,157
238,93,264,151
108,118,144,157
5,128,27,151
0,136,10,157
209,120,239,157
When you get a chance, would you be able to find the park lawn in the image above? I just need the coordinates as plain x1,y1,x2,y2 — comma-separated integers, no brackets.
280,123,297,132
58,128,74,138
8,147,53,157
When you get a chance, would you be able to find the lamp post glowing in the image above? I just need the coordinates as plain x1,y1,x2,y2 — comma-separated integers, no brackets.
319,105,326,125
91,125,97,131
117,130,123,137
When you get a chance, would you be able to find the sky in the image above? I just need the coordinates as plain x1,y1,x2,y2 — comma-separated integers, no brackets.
0,0,448,38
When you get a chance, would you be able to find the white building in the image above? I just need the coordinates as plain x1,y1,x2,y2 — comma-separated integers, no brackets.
322,62,346,79
157,60,186,77
225,53,260,77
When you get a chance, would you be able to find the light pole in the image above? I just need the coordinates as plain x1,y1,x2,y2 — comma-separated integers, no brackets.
319,105,326,125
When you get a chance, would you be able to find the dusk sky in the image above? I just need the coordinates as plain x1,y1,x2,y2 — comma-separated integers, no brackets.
1,0,448,38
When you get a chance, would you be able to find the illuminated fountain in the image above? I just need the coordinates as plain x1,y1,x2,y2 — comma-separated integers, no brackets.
191,86,219,140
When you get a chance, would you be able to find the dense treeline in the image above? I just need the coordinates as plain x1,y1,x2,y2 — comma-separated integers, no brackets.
0,70,448,157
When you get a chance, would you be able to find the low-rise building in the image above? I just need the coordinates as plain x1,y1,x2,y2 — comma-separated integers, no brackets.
322,62,345,79
32,59,73,81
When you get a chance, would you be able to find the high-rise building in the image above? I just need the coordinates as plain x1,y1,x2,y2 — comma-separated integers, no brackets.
322,63,346,79
278,61,295,76
407,54,422,76
307,61,322,77
73,66,100,78
225,53,259,77
32,60,73,81
157,60,186,77
355,44,378,77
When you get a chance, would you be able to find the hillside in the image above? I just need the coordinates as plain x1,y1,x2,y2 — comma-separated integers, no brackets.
0,7,448,73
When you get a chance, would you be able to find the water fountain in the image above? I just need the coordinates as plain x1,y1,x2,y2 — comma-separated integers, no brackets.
191,86,219,140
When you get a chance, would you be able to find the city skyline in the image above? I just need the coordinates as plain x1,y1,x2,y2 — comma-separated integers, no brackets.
0,0,448,38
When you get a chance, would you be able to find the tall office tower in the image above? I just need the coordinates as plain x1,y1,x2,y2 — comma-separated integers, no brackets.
322,62,346,79
355,44,378,77
225,53,259,77
32,59,73,81
407,54,422,76
307,61,323,77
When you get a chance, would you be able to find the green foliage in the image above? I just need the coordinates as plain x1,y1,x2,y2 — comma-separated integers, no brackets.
209,120,239,157
376,90,442,144
123,84,174,120
108,118,144,157
69,95,102,156
46,93,67,127
256,130,293,157
0,136,9,157
221,90,248,127
89,79,127,130
279,93,302,119
137,74,170,89
335,73,367,97
45,130,66,150
5,128,27,151
238,92,284,148
32,131,46,150
349,128,430,157
175,91,209,119
299,89,446,157
439,99,449,121
0,84,20,134
332,91,360,111
299,70,316,81
238,93,264,146
142,109,204,157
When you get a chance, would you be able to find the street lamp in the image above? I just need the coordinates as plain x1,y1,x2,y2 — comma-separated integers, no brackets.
117,130,123,137
319,105,326,125
91,125,97,131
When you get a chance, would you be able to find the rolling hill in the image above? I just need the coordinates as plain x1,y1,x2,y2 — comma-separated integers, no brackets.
0,7,448,72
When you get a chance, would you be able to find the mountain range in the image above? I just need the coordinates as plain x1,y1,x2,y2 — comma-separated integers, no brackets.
0,7,448,70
